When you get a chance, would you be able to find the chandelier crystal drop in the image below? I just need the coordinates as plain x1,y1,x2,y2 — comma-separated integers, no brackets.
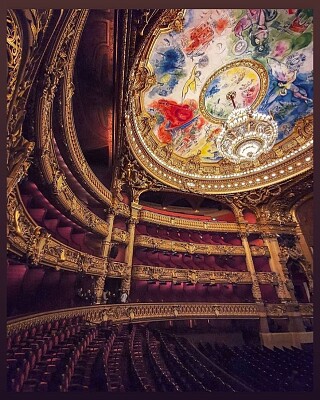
216,93,278,164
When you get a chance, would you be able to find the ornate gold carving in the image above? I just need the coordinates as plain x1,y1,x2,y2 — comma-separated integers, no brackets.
94,275,106,302
132,265,252,285
298,303,313,317
126,12,312,195
7,302,260,335
107,261,128,278
251,280,262,301
7,10,56,194
266,304,288,317
7,189,105,275
27,226,51,265
256,272,278,285
7,11,22,112
139,210,240,232
250,245,270,257
111,228,129,244
135,234,248,256
115,149,167,203
161,9,185,33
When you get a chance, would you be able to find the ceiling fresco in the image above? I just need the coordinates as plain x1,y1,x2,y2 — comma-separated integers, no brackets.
127,9,313,193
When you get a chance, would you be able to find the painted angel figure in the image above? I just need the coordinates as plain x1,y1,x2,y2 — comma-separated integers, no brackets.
267,58,312,104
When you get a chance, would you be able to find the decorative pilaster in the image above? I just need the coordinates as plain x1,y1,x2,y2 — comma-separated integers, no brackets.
121,202,141,295
100,211,116,258
262,233,295,303
295,224,313,271
240,232,262,303
95,209,115,303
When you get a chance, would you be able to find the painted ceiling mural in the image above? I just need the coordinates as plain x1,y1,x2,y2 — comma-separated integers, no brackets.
144,9,313,163
127,9,313,194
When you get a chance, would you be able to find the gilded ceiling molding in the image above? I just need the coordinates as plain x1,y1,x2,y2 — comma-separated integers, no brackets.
260,172,313,225
112,141,169,204
134,234,269,257
126,9,313,195
111,228,130,244
54,9,117,209
7,302,262,334
7,188,105,276
34,10,109,236
7,10,56,195
132,265,253,284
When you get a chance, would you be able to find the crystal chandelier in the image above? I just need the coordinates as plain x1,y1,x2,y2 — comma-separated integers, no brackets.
216,91,278,164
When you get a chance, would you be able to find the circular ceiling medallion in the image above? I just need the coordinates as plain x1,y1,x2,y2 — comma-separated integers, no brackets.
199,59,268,123
127,9,313,194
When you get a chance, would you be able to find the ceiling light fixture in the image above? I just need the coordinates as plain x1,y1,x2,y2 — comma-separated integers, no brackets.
216,91,278,164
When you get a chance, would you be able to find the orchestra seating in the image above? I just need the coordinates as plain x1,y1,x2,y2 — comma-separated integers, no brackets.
7,320,312,392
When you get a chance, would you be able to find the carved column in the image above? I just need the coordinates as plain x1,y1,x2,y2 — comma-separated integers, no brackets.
95,210,115,303
240,232,262,303
295,223,313,271
121,204,140,295
262,233,294,303
100,211,116,258
94,275,105,305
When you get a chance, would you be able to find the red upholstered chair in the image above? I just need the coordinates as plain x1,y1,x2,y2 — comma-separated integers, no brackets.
170,253,185,268
225,234,242,246
190,231,204,244
183,282,197,302
158,251,172,267
193,254,205,270
135,224,149,235
182,254,198,269
158,227,170,239
134,248,149,265
207,284,221,302
146,281,160,302
146,225,159,237
130,280,148,302
159,282,172,302
170,283,185,302
28,208,47,224
202,232,215,244
146,250,160,267
180,230,191,242
194,283,208,302
253,256,271,272
43,218,60,233
203,255,217,270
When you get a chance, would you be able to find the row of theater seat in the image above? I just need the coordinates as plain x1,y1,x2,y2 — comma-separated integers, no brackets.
133,248,248,271
136,224,244,245
198,342,313,391
7,321,313,392
7,317,107,392
20,180,98,256
130,280,254,303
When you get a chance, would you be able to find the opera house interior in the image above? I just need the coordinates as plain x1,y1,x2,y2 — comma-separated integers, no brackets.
7,9,313,392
